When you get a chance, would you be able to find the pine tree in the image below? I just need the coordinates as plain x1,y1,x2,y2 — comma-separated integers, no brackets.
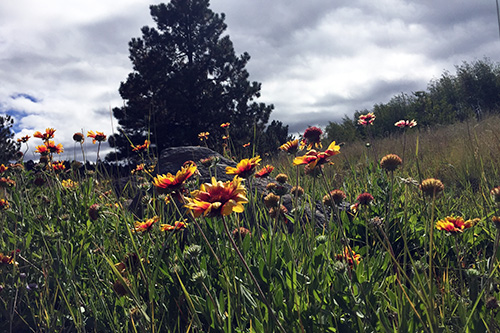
0,115,20,164
108,0,274,162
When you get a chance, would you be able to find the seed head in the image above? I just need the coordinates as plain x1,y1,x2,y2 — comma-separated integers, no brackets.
380,154,402,171
420,178,444,196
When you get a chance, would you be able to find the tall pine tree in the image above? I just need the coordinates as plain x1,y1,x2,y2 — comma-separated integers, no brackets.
108,0,274,162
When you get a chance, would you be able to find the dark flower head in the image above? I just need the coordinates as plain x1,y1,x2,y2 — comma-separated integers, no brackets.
356,192,374,205
301,126,323,150
420,178,444,197
380,154,402,171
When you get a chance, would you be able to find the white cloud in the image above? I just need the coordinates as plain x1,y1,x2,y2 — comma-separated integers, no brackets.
1,0,499,158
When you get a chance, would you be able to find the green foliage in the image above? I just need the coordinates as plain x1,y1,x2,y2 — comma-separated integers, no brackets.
108,0,275,163
326,58,500,143
0,115,20,164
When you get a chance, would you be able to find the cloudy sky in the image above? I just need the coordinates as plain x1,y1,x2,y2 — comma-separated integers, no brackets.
1,0,499,160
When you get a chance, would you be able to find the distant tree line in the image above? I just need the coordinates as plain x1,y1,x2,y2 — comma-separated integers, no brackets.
326,58,500,142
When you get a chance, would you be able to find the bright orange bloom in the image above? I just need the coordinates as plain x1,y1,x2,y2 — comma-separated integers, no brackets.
222,135,229,140
33,128,56,140
395,119,417,128
160,220,188,232
132,216,160,233
435,216,478,233
358,113,376,126
255,165,274,178
198,132,210,141
184,176,248,218
336,247,361,267
131,140,150,152
87,130,107,144
220,122,230,128
243,142,250,148
17,135,30,143
279,139,300,154
300,126,323,150
62,179,78,189
51,161,65,172
0,251,17,266
0,164,7,173
226,156,261,178
35,144,49,155
153,162,197,194
0,199,9,210
45,141,64,154
293,141,340,169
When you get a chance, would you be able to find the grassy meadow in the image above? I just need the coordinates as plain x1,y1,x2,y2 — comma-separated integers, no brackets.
1,116,500,332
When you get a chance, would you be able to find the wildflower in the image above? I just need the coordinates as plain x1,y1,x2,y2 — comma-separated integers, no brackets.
61,179,78,189
0,164,7,173
132,216,160,233
0,251,17,265
8,163,24,172
323,189,346,207
0,199,9,210
491,186,500,202
200,156,218,167
336,247,361,267
51,161,65,172
395,119,417,128
160,220,188,232
89,204,100,221
225,156,261,178
45,141,64,154
0,177,15,188
356,192,374,205
35,144,49,155
293,141,340,169
198,132,210,141
275,173,288,184
33,128,56,141
232,227,251,240
255,165,274,178
220,122,230,128
380,154,402,171
420,178,444,196
153,162,197,194
222,135,229,140
242,142,250,148
73,132,84,143
357,113,376,126
492,216,500,229
87,130,107,144
184,176,248,218
300,126,323,150
264,193,280,209
435,216,478,233
17,135,30,143
291,186,304,197
279,139,299,154
131,140,150,152
269,205,288,219
131,164,145,174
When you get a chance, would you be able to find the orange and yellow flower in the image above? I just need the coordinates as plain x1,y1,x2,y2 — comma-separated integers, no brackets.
242,142,250,148
33,128,56,141
336,247,361,267
35,144,49,155
255,165,274,178
226,156,261,178
358,113,376,126
132,216,160,233
0,199,9,210
198,132,210,141
0,164,7,174
300,126,323,150
131,140,150,152
17,135,30,143
0,251,18,266
293,141,340,169
279,139,299,154
45,141,64,154
184,176,248,218
51,161,65,172
153,162,197,194
87,130,107,144
160,220,188,232
220,122,230,128
435,216,478,233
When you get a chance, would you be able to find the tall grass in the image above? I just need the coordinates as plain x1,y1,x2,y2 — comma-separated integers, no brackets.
1,115,500,332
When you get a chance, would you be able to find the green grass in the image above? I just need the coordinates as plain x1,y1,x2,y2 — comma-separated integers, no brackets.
1,116,500,332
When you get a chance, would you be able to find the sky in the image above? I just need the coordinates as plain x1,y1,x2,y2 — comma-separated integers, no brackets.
1,0,499,160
